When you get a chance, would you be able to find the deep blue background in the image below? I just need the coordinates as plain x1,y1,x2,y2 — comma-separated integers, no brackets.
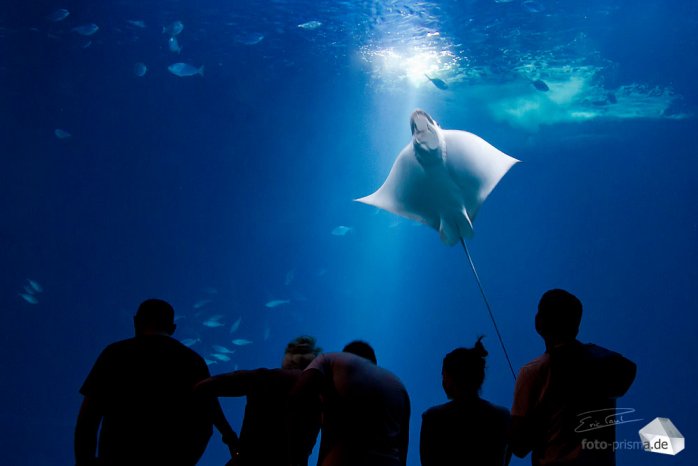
1,1,696,465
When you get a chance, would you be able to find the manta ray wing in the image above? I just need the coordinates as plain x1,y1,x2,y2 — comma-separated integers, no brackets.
442,129,519,224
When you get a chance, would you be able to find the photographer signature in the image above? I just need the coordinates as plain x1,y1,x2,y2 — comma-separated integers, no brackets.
575,408,643,433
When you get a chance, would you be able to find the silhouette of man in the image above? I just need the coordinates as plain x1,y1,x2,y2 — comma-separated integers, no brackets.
288,340,411,466
420,337,511,466
195,335,322,466
75,299,238,466
510,289,637,466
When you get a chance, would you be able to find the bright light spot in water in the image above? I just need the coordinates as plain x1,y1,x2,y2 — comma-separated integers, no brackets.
365,46,458,88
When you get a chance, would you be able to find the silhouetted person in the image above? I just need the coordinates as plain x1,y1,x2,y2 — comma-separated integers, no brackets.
195,335,322,466
288,340,411,466
510,289,637,466
420,337,511,466
75,299,238,466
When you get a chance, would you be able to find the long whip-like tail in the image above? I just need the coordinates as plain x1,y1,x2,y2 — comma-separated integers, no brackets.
460,238,517,381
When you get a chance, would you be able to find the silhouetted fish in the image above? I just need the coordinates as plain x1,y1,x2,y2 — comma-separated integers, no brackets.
425,74,448,90
72,24,99,36
532,79,549,92
168,63,204,77
48,9,70,22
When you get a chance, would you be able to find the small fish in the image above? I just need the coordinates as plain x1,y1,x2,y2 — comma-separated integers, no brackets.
80,40,92,49
54,129,71,139
204,358,218,366
181,338,200,347
168,63,204,77
522,0,545,13
211,353,231,362
134,62,147,77
202,315,224,328
127,20,146,28
236,32,264,46
212,345,236,354
531,79,549,92
193,299,212,309
48,9,70,22
162,20,184,36
232,339,253,346
72,24,99,36
27,279,43,293
202,287,218,295
424,74,448,90
298,20,322,30
20,293,38,304
265,299,290,308
168,36,182,54
331,226,352,236
285,269,295,286
229,316,242,333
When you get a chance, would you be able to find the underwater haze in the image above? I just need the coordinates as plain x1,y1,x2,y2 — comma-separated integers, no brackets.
1,0,696,465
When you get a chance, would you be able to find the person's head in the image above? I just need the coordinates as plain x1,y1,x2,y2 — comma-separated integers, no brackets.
342,340,377,364
134,299,176,337
535,289,583,344
441,336,488,400
281,335,322,370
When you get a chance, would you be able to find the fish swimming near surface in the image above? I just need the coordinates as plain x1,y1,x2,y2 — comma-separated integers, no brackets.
72,24,99,36
532,79,549,92
232,339,253,346
265,299,290,308
127,19,146,28
48,9,70,22
134,62,147,77
331,226,352,236
168,63,204,77
425,74,448,90
162,20,184,36
54,129,71,139
298,20,322,30
204,359,218,366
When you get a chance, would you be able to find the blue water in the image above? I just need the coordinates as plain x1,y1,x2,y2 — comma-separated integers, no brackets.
1,0,696,465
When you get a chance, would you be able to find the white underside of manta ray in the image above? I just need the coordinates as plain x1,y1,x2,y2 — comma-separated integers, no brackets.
356,109,519,245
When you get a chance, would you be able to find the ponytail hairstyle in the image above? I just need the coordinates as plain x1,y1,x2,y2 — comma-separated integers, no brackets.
442,336,489,395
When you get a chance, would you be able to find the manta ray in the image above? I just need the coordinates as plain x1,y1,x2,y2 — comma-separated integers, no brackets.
357,110,520,379
357,109,519,246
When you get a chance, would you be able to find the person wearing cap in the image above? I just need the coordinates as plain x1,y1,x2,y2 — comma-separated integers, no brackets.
75,299,237,466
195,335,322,466
510,289,637,466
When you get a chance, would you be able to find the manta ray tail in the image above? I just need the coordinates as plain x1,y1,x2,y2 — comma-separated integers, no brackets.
460,238,517,381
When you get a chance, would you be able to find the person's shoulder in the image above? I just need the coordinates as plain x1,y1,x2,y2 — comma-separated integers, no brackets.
98,337,137,357
479,399,511,419
520,352,549,373
422,401,454,419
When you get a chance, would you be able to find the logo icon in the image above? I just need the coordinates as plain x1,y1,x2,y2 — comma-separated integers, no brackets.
638,417,684,455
